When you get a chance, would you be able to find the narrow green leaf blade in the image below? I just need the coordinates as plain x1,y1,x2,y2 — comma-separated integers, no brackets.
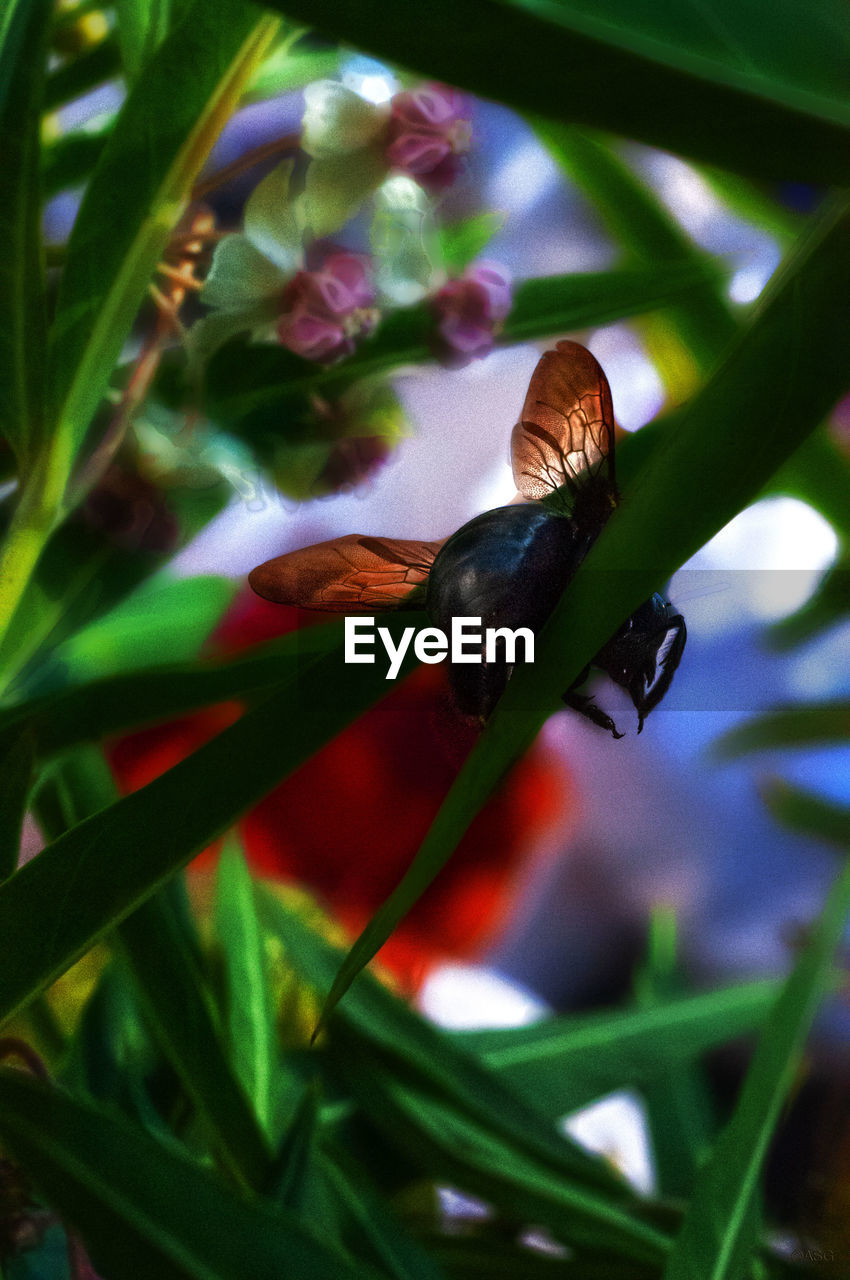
337,1037,669,1266
0,1069,379,1280
214,840,277,1131
713,701,850,758
662,859,850,1279
0,0,50,466
760,778,850,850
0,725,35,883
19,573,237,694
0,623,341,761
632,909,717,1199
115,0,171,81
462,979,777,1117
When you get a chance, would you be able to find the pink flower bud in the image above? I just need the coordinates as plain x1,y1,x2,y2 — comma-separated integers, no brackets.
432,261,512,364
385,84,471,193
278,253,378,363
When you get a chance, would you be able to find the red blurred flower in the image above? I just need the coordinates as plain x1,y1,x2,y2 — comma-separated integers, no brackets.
277,252,378,363
385,84,472,193
110,589,570,986
433,262,513,364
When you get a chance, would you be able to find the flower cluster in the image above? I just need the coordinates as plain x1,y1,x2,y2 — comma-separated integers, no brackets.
277,252,378,363
384,85,472,193
433,261,513,363
193,79,512,386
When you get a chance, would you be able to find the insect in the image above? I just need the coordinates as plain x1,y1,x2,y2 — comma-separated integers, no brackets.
249,340,686,736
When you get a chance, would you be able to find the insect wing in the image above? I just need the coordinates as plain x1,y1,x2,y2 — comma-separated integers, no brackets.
511,340,617,502
248,534,443,612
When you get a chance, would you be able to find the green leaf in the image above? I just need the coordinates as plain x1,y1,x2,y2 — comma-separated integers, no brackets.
0,0,50,467
261,0,850,185
198,261,722,433
0,724,35,883
303,148,387,238
632,909,717,1199
460,979,778,1118
114,0,171,82
0,622,341,761
662,858,850,1279
119,884,273,1188
268,1084,321,1209
214,839,277,1132
200,234,289,310
0,615,419,1028
59,958,170,1128
318,196,850,1027
760,778,850,850
766,425,850,541
504,263,723,344
712,700,850,758
244,160,305,273
19,573,237,695
0,479,229,698
438,211,506,276
47,0,280,469
33,746,272,1188
0,1068,381,1280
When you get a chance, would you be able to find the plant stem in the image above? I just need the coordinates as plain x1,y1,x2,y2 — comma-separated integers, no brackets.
191,131,300,199
0,439,71,696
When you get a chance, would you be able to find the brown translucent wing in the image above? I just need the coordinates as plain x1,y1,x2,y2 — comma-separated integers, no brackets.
248,534,444,612
511,340,617,503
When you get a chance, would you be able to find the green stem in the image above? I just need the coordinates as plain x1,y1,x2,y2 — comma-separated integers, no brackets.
0,438,70,694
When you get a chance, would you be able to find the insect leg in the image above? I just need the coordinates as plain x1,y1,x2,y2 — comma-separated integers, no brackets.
562,687,624,739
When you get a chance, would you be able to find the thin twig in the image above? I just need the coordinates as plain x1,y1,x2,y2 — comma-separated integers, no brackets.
191,131,300,200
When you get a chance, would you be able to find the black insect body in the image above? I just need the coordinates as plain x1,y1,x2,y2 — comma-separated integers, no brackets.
249,340,686,736
425,500,600,721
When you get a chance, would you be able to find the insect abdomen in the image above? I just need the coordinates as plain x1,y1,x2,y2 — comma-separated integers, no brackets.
426,503,582,718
